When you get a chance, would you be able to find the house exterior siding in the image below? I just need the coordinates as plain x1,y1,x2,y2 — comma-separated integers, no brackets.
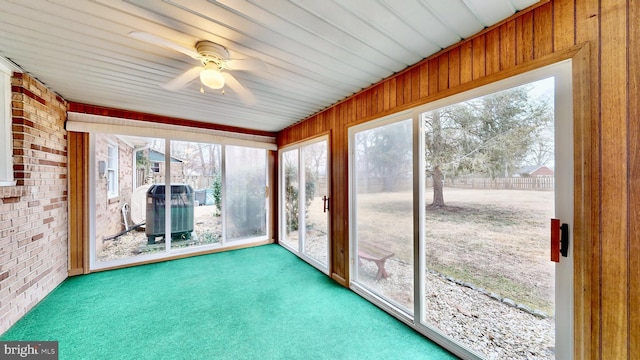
94,134,134,253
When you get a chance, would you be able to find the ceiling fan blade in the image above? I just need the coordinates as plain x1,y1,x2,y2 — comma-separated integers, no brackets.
222,72,256,106
129,31,200,59
162,66,203,91
225,59,269,73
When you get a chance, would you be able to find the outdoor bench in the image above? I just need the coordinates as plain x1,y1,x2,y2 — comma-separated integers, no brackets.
358,241,395,280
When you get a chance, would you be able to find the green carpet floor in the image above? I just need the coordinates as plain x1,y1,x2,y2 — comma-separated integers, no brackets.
2,244,456,359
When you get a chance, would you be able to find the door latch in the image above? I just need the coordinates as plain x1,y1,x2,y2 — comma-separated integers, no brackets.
323,195,329,213
550,218,569,262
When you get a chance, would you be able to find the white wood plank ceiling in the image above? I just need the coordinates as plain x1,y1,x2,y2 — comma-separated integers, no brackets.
0,0,539,132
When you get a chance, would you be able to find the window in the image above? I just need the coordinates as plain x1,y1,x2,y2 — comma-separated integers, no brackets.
67,112,276,270
150,162,160,173
225,145,268,241
107,144,119,198
90,132,272,269
350,117,414,315
0,59,15,186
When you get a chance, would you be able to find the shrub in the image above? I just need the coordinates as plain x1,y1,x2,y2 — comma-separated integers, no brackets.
211,173,222,216
285,163,316,232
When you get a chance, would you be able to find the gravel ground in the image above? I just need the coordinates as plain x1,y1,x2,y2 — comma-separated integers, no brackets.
98,205,222,262
358,258,555,360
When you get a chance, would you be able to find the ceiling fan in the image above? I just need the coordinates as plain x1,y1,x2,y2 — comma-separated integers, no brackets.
129,31,267,105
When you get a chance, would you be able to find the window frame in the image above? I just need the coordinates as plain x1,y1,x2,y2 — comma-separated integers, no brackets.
106,143,119,198
347,112,415,323
224,144,270,243
88,129,275,271
150,162,160,173
0,58,19,187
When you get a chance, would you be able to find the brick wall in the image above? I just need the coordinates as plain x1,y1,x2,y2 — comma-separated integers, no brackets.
0,73,68,334
94,133,134,252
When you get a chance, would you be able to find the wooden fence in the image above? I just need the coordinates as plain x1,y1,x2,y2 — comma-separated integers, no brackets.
428,177,554,191
354,176,554,193
135,169,553,192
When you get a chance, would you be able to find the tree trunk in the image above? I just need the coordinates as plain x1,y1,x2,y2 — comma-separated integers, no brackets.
430,110,446,207
431,165,445,207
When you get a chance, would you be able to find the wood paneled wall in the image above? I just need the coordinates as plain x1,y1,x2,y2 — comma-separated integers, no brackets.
629,2,640,358
277,0,638,358
67,131,89,276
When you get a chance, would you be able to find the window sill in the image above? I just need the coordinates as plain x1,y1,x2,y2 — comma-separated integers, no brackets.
1,185,27,199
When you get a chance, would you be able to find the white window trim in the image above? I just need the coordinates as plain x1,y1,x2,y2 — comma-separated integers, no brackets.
107,143,119,198
0,58,21,187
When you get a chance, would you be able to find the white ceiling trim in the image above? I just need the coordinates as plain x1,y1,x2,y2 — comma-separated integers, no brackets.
66,113,277,150
0,56,22,74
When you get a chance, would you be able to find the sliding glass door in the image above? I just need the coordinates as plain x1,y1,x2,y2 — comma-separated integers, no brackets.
279,136,330,272
418,76,566,359
348,62,574,359
349,118,414,315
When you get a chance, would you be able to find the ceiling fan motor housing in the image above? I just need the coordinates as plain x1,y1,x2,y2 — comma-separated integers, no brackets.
196,41,230,64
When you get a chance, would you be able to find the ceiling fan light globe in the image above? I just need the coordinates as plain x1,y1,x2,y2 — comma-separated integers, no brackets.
200,68,225,90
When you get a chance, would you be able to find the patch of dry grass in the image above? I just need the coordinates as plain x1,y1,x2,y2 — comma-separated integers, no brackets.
356,188,555,313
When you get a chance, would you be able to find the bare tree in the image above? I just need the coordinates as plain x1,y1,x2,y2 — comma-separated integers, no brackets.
525,125,554,166
424,84,552,207
357,120,412,192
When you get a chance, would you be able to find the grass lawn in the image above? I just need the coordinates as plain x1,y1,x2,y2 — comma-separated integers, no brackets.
355,187,554,314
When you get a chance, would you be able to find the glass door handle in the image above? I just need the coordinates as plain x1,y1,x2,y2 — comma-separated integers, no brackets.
550,218,569,262
323,195,329,213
